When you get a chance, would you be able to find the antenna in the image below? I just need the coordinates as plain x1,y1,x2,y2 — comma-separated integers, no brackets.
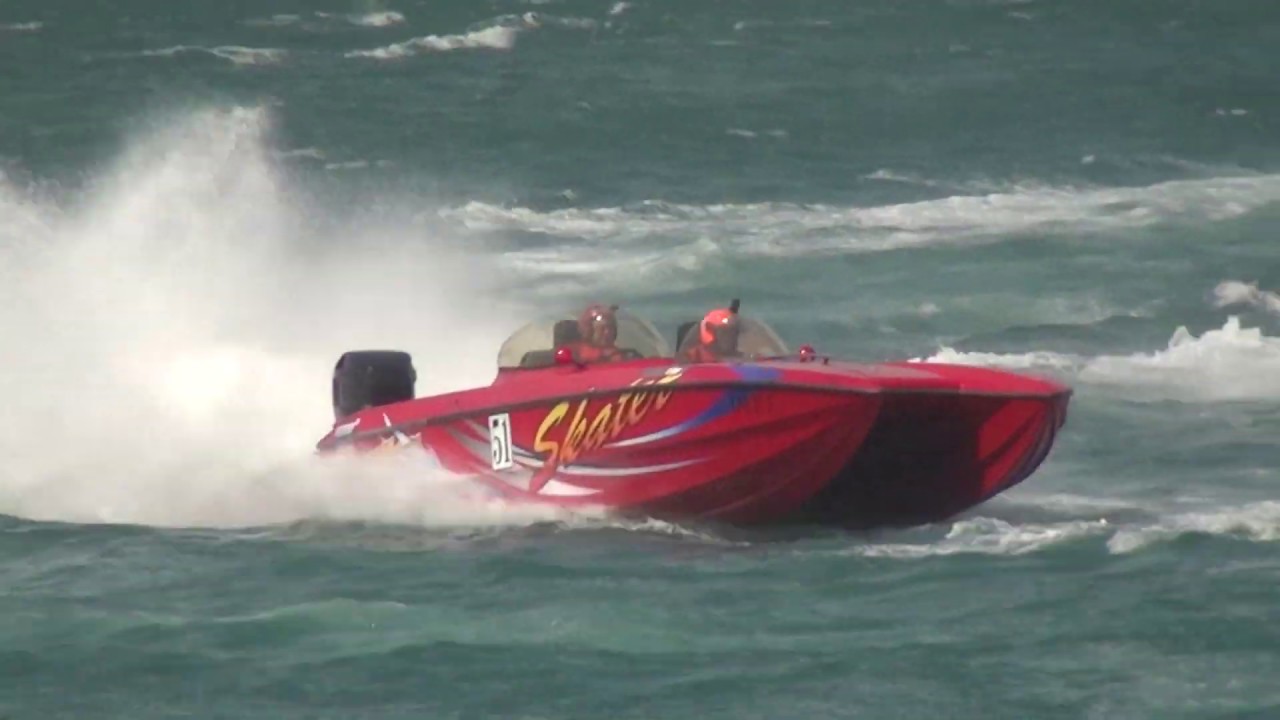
729,298,740,314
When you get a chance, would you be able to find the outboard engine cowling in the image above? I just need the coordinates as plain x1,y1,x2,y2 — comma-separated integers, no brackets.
331,350,417,421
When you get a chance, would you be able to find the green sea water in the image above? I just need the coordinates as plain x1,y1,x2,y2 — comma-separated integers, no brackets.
2,0,1279,717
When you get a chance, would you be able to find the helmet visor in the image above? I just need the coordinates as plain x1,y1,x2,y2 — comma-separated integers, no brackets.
712,317,739,352
587,311,617,344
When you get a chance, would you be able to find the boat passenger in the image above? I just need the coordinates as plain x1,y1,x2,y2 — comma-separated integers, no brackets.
680,307,743,363
567,303,625,363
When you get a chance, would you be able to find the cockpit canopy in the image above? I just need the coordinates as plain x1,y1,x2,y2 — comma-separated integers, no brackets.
675,314,790,358
496,308,673,369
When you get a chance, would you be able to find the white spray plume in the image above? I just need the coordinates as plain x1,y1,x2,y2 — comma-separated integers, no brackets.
0,104,576,530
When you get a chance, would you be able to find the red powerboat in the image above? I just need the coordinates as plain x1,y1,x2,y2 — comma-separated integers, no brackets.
314,301,1071,529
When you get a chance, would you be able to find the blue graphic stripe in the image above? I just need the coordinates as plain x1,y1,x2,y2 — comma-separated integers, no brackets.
609,364,781,448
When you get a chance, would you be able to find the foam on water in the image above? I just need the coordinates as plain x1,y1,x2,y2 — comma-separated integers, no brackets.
341,11,601,60
321,11,407,28
243,14,302,28
245,11,406,29
854,516,1113,558
841,493,1280,560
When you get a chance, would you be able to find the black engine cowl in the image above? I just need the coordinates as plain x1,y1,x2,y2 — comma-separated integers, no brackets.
331,350,417,421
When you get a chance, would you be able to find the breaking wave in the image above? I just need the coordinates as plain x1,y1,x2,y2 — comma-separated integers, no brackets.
1213,279,1280,315
915,315,1280,403
444,173,1280,252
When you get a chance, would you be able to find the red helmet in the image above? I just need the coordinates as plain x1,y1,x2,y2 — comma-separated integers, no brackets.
578,303,618,345
700,308,740,346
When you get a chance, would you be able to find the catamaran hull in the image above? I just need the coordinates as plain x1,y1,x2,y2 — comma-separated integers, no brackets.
317,360,1070,529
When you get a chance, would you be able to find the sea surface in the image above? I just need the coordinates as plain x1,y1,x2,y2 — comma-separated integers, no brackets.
2,0,1279,717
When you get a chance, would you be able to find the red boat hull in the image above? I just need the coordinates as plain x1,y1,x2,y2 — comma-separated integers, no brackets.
316,357,1071,529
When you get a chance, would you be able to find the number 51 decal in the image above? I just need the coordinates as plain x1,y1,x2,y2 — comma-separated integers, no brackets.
489,413,514,471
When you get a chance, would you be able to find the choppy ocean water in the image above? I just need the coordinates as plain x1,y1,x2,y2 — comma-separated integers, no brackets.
2,0,1279,717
